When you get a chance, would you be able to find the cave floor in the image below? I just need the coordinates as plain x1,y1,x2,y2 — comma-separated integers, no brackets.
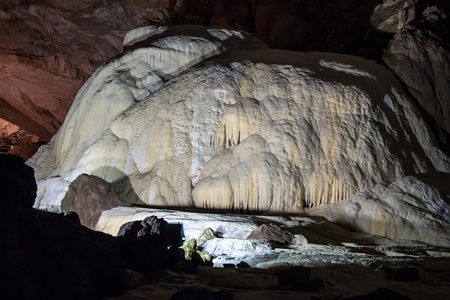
99,207,450,299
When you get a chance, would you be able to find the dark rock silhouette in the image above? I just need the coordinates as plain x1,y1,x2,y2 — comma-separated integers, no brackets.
117,216,170,274
343,288,411,300
276,265,312,286
0,154,168,299
170,286,234,300
0,154,36,207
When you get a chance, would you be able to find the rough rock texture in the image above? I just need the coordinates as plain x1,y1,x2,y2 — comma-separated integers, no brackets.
61,173,129,229
0,0,398,146
379,0,450,145
310,173,450,246
29,26,450,213
0,0,171,141
117,216,170,274
247,224,293,244
201,238,273,257
3,0,449,166
0,154,37,207
371,0,408,34
0,118,41,159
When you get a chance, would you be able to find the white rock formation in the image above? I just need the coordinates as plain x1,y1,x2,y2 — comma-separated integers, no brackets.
96,206,263,239
202,238,273,257
310,174,450,246
29,26,450,214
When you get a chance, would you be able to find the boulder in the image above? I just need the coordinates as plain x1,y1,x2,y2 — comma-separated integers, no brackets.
61,173,129,229
0,153,133,299
117,216,170,274
0,154,37,208
247,224,292,244
371,0,407,33
0,206,129,300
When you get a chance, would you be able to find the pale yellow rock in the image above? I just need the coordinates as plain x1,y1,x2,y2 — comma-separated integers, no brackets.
28,26,450,214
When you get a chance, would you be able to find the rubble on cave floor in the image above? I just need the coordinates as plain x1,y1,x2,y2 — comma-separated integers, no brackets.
99,206,450,300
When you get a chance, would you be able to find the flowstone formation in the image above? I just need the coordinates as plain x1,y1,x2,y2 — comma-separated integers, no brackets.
29,25,450,214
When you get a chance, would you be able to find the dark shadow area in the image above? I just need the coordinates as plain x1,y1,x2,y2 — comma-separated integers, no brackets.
170,0,392,59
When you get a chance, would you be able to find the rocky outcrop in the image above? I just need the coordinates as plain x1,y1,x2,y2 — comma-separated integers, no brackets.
0,154,37,207
310,173,450,246
2,0,449,163
0,118,41,159
0,206,130,300
0,0,395,147
28,26,450,213
0,153,130,299
117,216,170,274
0,0,171,141
376,0,450,145
61,173,129,229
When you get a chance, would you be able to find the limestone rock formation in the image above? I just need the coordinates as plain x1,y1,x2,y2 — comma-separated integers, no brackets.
310,173,450,246
61,173,130,229
28,25,450,214
3,0,448,162
201,238,273,257
371,0,407,34
0,0,171,141
378,0,450,144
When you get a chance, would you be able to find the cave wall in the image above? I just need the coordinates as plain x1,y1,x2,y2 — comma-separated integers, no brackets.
0,0,449,158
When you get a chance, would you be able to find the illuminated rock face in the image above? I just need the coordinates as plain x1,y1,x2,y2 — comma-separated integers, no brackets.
28,26,450,212
311,174,450,246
